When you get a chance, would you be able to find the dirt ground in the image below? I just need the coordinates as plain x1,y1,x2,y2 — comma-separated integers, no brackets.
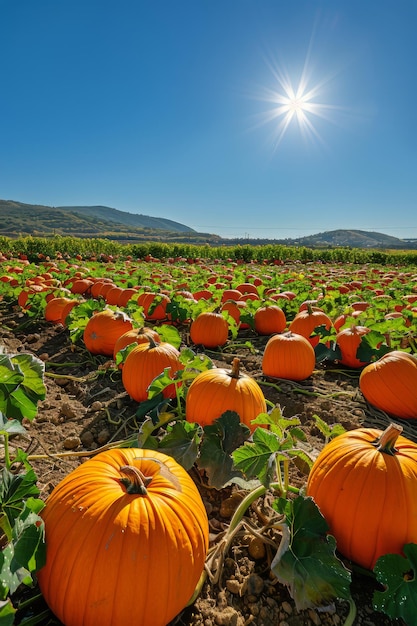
1,301,413,626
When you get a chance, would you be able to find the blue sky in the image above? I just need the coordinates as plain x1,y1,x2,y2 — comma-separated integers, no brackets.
1,1,416,240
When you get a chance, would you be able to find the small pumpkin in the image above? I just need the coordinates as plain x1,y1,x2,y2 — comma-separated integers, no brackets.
137,292,170,321
288,306,332,347
262,331,316,381
37,447,209,626
113,326,161,362
122,337,183,402
254,304,286,335
44,297,75,324
190,311,229,348
306,423,417,570
359,350,417,419
185,357,266,431
335,324,371,368
83,309,133,356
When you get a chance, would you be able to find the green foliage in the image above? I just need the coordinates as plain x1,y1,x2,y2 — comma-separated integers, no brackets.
0,354,46,422
373,543,417,625
271,496,352,610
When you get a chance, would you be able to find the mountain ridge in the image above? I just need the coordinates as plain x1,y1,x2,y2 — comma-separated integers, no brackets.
0,199,415,249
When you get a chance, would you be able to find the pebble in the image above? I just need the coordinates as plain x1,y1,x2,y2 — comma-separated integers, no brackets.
97,428,110,444
60,402,78,419
80,431,95,447
246,573,264,596
89,400,103,411
63,435,81,450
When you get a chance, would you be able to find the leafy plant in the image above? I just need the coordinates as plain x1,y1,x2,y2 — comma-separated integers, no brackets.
373,543,417,624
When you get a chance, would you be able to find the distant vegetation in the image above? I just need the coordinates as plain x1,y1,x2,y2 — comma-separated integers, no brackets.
1,199,416,251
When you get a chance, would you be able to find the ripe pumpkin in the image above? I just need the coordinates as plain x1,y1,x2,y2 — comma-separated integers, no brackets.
335,324,371,368
307,423,417,570
113,326,161,362
122,337,183,402
83,309,133,357
288,306,332,347
137,292,170,321
37,447,209,626
262,331,316,381
359,350,417,419
190,311,229,348
254,305,286,335
44,297,75,324
185,357,266,431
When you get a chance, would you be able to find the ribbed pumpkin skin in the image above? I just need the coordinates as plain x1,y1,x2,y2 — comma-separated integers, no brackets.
254,305,286,335
288,308,332,347
359,351,417,419
185,359,266,431
44,297,74,324
262,332,315,381
122,340,183,401
37,448,209,626
190,312,229,348
83,310,133,356
113,327,161,361
335,325,371,368
306,426,417,570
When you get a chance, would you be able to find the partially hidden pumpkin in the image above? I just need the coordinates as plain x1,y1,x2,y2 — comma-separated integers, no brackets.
83,309,134,357
190,311,229,348
288,306,332,347
185,357,266,431
335,324,371,368
37,447,209,626
262,331,316,381
306,423,417,570
112,326,161,363
359,350,417,419
122,337,183,402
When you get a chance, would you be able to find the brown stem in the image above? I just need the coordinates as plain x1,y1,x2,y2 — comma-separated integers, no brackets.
373,423,403,456
119,465,153,495
229,357,241,378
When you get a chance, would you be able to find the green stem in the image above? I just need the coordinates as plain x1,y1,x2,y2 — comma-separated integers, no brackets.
343,597,357,626
3,432,11,470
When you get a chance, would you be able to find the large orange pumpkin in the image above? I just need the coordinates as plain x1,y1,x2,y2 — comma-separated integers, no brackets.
262,331,316,381
189,311,229,348
122,337,183,402
359,350,417,419
83,309,133,356
254,304,286,335
37,448,209,626
307,423,417,570
185,357,266,431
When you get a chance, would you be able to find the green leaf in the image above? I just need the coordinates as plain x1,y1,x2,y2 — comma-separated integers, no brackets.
157,421,201,470
356,330,391,362
0,413,27,436
0,355,45,422
198,411,250,489
0,599,16,625
373,543,417,624
0,469,41,526
232,427,282,487
271,496,352,610
155,324,182,348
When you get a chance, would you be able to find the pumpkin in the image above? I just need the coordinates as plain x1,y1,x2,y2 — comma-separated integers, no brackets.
122,337,183,402
306,423,417,570
190,311,229,348
262,331,316,381
137,292,170,321
113,326,161,363
44,297,75,324
288,306,332,347
83,309,133,356
359,350,417,419
335,324,371,368
37,447,209,626
254,305,286,335
185,357,266,431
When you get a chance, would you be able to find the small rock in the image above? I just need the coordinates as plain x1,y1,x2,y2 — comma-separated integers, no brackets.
38,352,49,361
246,573,264,596
80,431,95,447
89,400,103,412
97,428,110,444
63,435,81,450
281,601,293,615
60,402,78,419
225,579,241,595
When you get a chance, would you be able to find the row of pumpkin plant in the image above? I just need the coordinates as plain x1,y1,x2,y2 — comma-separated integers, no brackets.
1,252,417,625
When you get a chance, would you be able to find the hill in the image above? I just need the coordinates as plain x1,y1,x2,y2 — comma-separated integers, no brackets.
0,199,415,249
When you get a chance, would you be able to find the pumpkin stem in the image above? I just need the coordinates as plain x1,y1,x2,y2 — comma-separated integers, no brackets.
373,423,403,455
147,335,160,350
230,357,241,378
119,465,153,495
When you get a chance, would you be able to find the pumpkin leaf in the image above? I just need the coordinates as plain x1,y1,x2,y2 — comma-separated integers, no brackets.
271,496,352,610
373,543,417,623
232,427,283,487
356,330,391,362
157,421,201,470
198,411,250,489
1,469,41,527
0,413,27,436
0,354,45,422
155,323,182,348
0,599,16,625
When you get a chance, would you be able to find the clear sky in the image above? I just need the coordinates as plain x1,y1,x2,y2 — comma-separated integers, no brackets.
1,1,416,240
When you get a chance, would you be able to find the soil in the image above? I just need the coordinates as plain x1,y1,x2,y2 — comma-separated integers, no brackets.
1,301,413,626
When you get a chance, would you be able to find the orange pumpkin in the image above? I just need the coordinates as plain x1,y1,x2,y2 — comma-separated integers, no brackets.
359,350,417,419
37,447,209,626
262,331,316,381
335,324,371,368
190,311,229,348
44,297,75,324
185,357,266,431
136,292,170,321
307,423,417,570
83,309,133,356
288,306,332,347
122,337,183,402
254,305,286,335
113,327,161,362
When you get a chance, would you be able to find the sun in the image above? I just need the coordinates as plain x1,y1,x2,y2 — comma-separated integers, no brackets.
251,49,342,150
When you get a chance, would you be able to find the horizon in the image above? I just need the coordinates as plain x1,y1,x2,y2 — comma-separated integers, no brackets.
1,1,416,241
